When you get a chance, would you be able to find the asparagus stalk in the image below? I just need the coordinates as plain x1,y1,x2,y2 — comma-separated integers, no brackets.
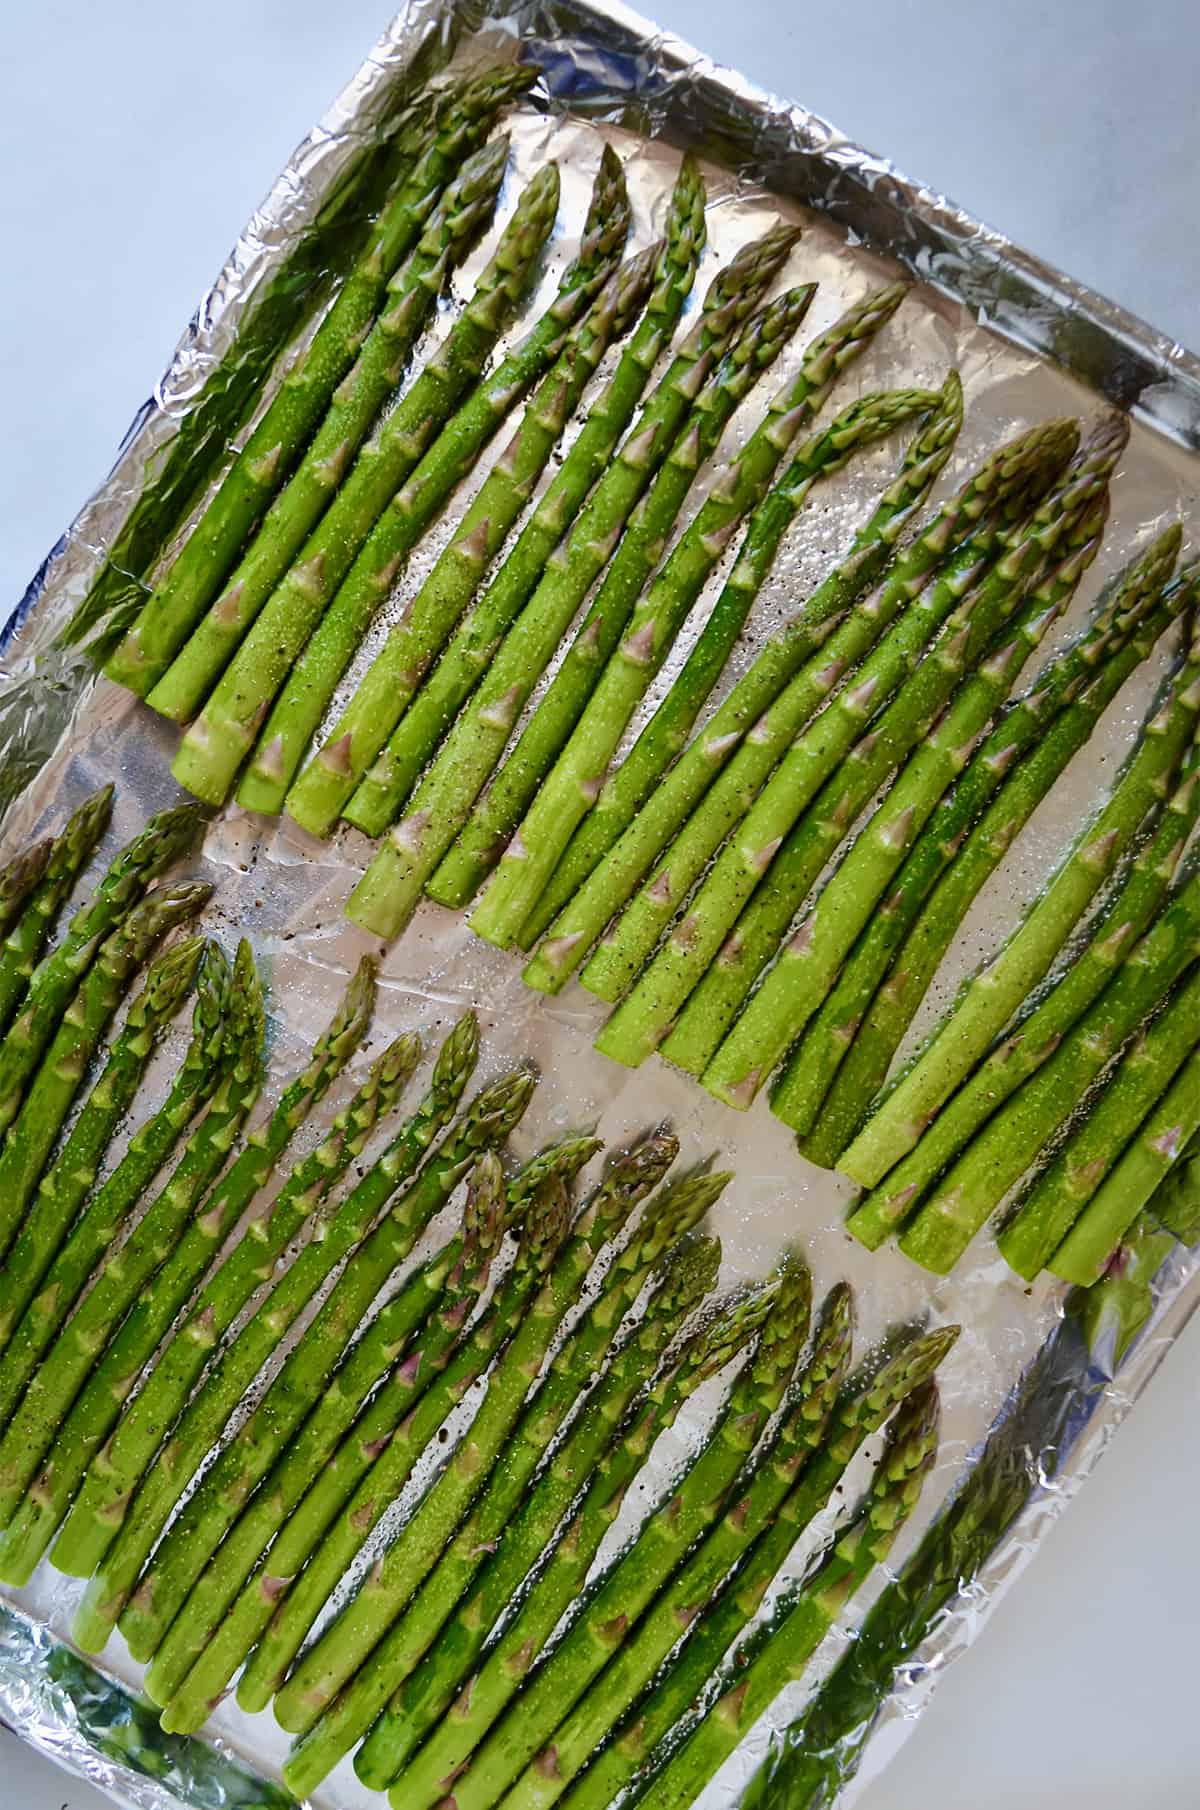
344,225,801,939
170,158,574,809
1151,1124,1200,1242
155,1147,512,1730
1053,1044,1200,1287
654,422,1128,1083
0,944,262,1579
146,137,512,725
493,1283,856,1810
268,1135,671,1755
847,730,1200,1251
0,790,113,1040
590,426,1095,1073
234,152,635,816
612,1385,941,1810
57,1028,411,1602
575,417,1071,1007
709,499,1112,1113
352,1230,723,1784
447,288,912,930
145,1138,583,1712
0,942,231,1429
520,384,959,968
0,803,207,1135
343,155,710,839
0,838,53,943
842,610,1200,1194
787,536,1191,1156
0,885,212,1263
285,242,663,837
1000,964,1200,1280
116,1063,535,1664
346,1267,806,1810
264,1153,715,1753
0,934,204,1353
106,69,533,694
378,1276,783,1808
478,377,932,953
547,1321,956,1810
897,864,1200,1274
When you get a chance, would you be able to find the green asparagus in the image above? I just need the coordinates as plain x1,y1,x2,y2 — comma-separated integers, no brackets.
842,608,1200,1195
520,381,961,969
0,838,52,943
117,1062,534,1663
232,150,633,815
0,941,231,1429
448,287,911,930
106,68,532,693
344,225,801,939
0,789,113,1039
58,1033,410,1609
145,136,512,725
0,942,262,1578
574,416,1071,1007
285,239,662,836
846,729,1200,1250
343,154,709,839
787,534,1191,1159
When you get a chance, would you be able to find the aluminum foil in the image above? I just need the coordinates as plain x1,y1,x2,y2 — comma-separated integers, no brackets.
1,3,1199,1808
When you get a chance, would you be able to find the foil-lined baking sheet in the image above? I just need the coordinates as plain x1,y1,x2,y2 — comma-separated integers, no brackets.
1,4,1198,1808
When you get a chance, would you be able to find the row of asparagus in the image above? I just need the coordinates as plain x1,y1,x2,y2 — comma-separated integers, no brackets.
0,793,956,1805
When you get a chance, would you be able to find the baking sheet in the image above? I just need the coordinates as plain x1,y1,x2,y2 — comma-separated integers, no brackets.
1,4,1198,1808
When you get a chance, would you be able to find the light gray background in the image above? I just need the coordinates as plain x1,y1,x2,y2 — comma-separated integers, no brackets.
2,3,1199,1806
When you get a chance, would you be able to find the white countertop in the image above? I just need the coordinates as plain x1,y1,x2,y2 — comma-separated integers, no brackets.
2,2,1198,1806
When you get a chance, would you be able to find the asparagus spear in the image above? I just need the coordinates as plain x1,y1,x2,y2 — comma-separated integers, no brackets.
545,1319,955,1810
1052,1045,1200,1288
0,885,212,1263
611,1385,941,1810
256,1151,711,1750
475,374,931,952
591,426,1098,1073
493,1282,856,1810
520,384,959,967
847,732,1200,1250
0,838,53,943
445,288,912,929
233,152,633,816
344,1267,806,1810
842,614,1200,1194
106,68,533,694
573,417,1070,1007
344,226,801,939
0,934,204,1353
0,803,207,1135
155,1146,512,1730
0,943,262,1579
170,158,575,809
343,154,710,839
787,539,1192,1157
286,242,663,837
655,423,1129,1083
57,1027,412,1600
1073,1137,1200,1359
378,1274,779,1807
1000,965,1200,1280
352,1230,723,1782
268,1136,671,1756
0,942,230,1429
897,864,1200,1275
0,790,113,1040
1150,1123,1200,1242
145,1138,582,1711
708,498,1111,1112
146,137,512,724
116,1063,535,1664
